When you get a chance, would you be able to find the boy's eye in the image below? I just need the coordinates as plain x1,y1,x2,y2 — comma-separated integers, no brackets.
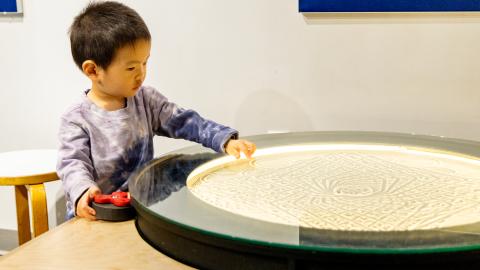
127,67,135,71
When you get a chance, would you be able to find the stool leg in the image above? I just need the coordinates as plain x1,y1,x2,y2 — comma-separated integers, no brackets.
15,185,32,245
29,183,49,237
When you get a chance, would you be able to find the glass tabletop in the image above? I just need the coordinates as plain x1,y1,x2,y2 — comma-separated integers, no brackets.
129,131,480,255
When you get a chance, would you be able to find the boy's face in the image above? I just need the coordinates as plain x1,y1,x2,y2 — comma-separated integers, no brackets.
95,39,151,98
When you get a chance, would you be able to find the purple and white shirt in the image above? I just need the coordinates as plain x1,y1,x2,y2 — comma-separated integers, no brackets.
57,86,237,218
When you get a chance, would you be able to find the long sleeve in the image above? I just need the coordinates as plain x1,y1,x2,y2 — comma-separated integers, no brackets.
57,86,237,219
56,116,97,217
144,87,238,153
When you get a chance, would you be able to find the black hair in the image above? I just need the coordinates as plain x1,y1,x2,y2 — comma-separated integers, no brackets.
69,1,151,70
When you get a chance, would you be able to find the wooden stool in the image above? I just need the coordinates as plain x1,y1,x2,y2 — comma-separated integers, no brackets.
0,149,58,245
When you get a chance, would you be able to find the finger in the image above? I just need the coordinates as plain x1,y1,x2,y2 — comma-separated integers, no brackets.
80,197,95,213
87,205,96,216
248,142,256,151
82,205,97,220
250,143,257,155
243,141,256,158
89,186,101,199
84,212,97,221
78,208,96,220
231,147,240,159
238,143,251,159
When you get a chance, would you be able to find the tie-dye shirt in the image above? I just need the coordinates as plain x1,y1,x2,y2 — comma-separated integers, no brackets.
57,86,237,218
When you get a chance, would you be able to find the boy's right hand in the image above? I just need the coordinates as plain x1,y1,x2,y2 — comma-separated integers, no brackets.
76,186,101,220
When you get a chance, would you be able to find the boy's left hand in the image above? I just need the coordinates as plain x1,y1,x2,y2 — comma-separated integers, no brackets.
225,139,256,159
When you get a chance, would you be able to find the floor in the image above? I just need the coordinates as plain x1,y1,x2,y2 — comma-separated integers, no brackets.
0,229,17,255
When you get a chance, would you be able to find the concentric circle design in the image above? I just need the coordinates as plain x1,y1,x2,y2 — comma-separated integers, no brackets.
131,132,480,269
187,145,480,231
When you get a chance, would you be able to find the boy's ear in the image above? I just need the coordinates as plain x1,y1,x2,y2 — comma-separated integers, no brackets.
81,60,101,80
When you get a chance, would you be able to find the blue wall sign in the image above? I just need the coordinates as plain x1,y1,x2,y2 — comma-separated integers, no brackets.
299,0,480,12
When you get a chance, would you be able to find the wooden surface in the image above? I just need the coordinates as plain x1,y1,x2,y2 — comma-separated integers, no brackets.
29,184,49,237
14,186,31,244
0,218,195,270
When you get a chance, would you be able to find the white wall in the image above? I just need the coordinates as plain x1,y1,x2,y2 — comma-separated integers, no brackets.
1,0,480,231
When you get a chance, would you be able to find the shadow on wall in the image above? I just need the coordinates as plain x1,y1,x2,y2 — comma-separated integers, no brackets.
54,189,66,227
234,90,314,134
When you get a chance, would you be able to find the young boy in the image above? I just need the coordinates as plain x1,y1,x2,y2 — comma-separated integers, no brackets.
57,1,256,220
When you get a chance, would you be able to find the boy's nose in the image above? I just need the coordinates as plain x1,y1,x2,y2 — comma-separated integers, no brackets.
135,69,146,81
139,65,147,79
